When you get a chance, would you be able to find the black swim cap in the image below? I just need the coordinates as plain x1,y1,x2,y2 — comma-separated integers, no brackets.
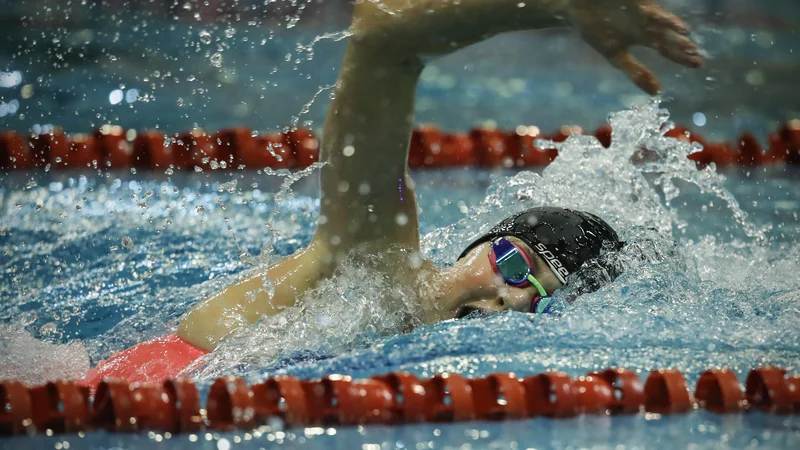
458,207,623,285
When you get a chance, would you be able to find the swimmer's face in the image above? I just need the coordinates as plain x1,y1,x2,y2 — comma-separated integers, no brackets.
438,237,564,320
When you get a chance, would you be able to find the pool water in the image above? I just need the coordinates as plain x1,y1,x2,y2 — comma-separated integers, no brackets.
1,103,799,449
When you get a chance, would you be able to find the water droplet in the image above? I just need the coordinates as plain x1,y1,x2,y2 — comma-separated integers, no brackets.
210,53,223,67
131,168,137,174
39,322,58,336
19,311,37,326
196,205,205,214
199,30,212,44
176,97,184,107
225,28,235,39
121,236,134,249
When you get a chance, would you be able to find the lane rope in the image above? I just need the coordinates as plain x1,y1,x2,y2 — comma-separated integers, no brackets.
1,367,798,436
2,122,799,171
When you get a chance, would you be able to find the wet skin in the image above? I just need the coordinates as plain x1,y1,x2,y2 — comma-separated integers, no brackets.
417,237,564,323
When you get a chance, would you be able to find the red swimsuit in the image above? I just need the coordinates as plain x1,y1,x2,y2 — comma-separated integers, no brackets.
79,334,208,388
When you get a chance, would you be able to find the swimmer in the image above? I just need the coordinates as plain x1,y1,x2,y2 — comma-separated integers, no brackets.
178,0,702,351
83,0,702,385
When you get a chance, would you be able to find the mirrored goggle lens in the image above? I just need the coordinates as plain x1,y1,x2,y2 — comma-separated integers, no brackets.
494,242,531,283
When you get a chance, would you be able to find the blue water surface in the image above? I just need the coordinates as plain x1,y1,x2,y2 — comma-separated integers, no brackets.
2,162,799,449
1,0,799,447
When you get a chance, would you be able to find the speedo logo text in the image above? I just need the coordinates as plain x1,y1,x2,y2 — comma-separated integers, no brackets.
534,243,570,278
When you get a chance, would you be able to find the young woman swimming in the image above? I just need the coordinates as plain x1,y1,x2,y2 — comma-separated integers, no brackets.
82,0,702,385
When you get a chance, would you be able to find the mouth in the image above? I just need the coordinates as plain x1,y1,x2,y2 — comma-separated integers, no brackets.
455,305,491,319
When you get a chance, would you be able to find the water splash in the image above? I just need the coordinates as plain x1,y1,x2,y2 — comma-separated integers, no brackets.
422,100,769,262
1,102,797,387
185,249,423,380
290,84,336,128
0,325,90,385
295,30,352,58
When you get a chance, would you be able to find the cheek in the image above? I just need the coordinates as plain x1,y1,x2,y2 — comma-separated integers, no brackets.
506,287,536,310
460,256,503,286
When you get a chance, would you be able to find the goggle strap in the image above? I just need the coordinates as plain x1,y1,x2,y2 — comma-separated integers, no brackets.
526,274,549,298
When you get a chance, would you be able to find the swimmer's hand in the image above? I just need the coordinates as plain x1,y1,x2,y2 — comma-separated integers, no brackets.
350,0,701,94
567,0,702,94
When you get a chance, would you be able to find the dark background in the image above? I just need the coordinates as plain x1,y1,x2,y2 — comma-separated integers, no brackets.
0,0,798,141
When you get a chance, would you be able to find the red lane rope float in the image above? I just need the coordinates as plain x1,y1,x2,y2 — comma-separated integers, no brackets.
2,122,799,171
643,369,693,414
1,366,797,437
28,381,91,434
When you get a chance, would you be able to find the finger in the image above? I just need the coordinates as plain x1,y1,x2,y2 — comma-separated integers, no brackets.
656,32,703,68
609,51,661,95
642,6,691,35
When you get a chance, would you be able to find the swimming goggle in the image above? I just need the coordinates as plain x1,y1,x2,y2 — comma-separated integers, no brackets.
489,237,554,314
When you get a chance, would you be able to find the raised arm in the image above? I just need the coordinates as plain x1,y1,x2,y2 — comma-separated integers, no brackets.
317,0,700,252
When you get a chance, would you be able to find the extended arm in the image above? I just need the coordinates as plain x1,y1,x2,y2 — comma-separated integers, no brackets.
178,240,333,351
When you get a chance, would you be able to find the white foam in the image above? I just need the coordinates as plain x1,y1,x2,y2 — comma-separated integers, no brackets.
0,325,90,385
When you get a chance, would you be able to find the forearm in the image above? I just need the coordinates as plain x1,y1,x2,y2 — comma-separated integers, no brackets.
315,0,572,251
178,241,331,351
425,0,569,33
351,0,570,57
316,42,423,250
